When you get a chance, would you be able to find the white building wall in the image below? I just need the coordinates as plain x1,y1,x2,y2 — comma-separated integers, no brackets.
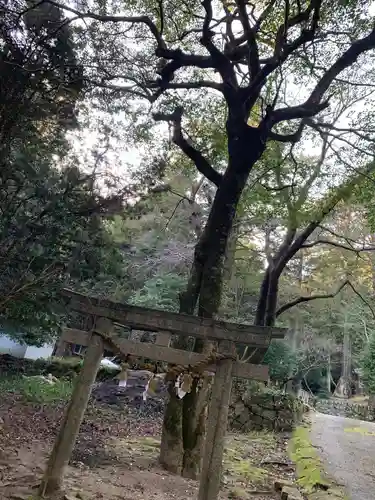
24,344,54,360
0,335,27,358
0,335,54,360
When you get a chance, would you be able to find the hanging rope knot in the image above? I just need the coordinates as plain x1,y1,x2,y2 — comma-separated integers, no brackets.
165,350,237,383
95,323,238,400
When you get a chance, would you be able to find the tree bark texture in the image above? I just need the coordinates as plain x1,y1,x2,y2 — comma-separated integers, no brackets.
334,325,352,399
326,354,332,395
160,128,267,478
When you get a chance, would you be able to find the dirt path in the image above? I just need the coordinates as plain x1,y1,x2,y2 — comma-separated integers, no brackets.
310,412,375,500
0,392,294,500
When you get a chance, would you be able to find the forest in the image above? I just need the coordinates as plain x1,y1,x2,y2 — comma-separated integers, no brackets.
3,0,375,485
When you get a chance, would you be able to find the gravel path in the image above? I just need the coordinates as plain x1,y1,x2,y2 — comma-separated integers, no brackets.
310,412,375,500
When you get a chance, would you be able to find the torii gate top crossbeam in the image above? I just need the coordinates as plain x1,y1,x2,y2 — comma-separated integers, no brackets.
62,289,285,347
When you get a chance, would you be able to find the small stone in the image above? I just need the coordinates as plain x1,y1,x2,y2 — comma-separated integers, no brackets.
309,487,345,499
228,486,249,499
281,485,304,500
75,493,87,500
274,479,295,491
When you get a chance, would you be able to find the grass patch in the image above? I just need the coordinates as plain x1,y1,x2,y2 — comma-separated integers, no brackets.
223,431,275,487
226,459,268,484
349,395,368,403
289,425,347,498
0,375,73,403
344,426,375,436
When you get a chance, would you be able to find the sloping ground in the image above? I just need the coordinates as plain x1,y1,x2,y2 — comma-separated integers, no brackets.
310,412,375,500
0,380,298,500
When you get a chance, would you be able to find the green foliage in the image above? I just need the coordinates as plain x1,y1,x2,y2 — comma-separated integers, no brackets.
0,2,127,343
0,156,126,343
263,341,297,385
361,334,375,394
0,354,117,382
129,272,186,311
352,167,375,230
0,376,73,404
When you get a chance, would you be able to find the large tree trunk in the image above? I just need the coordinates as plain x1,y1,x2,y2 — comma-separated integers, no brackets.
334,325,352,399
286,254,303,393
160,127,266,478
326,353,332,395
286,318,299,394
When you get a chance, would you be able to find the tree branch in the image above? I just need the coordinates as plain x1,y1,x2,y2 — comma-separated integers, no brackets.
155,48,214,85
277,279,375,320
46,0,167,49
318,225,362,245
200,0,238,94
150,80,224,92
244,0,322,102
302,239,375,253
276,279,350,317
153,107,222,187
236,0,260,79
270,100,329,125
307,27,375,106
265,21,375,133
46,0,217,98
275,161,375,272
268,123,304,143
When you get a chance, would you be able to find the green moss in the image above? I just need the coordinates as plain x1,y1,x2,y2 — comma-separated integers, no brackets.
164,397,182,439
344,426,375,436
224,436,270,486
289,425,347,498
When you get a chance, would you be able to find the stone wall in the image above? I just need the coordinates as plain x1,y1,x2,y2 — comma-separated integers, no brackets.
229,387,305,432
316,398,372,421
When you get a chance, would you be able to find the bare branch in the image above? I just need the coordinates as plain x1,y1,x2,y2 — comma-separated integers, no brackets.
318,225,362,245
276,279,350,317
153,107,222,187
302,239,375,253
277,279,375,320
275,161,375,271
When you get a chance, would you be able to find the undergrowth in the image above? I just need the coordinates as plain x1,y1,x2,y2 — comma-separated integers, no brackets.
0,375,73,403
289,424,347,499
224,431,275,487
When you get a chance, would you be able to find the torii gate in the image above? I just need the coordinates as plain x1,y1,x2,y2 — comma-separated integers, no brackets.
40,289,285,500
